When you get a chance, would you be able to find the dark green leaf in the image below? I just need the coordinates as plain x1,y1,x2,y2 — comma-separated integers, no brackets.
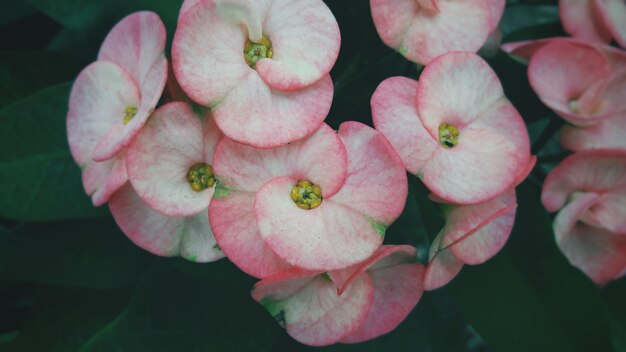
81,261,280,351
447,184,613,352
0,2,35,25
26,0,128,29
0,50,86,107
0,83,106,221
602,279,626,351
3,287,131,352
500,4,560,38
0,218,153,288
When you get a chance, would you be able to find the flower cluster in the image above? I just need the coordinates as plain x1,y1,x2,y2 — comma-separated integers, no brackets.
503,3,626,285
66,0,554,346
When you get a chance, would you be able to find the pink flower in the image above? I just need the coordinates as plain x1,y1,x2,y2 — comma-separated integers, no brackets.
172,0,340,148
502,37,626,71
369,0,504,65
560,0,626,48
527,40,626,126
251,245,424,346
67,11,168,206
423,190,517,290
372,52,531,205
109,102,224,262
209,122,408,278
542,150,626,285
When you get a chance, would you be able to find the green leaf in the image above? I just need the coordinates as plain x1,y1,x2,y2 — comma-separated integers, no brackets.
0,50,86,107
500,4,560,38
26,0,128,29
602,279,626,351
0,218,153,288
447,184,613,352
81,261,280,351
0,1,35,25
3,287,131,352
0,83,106,221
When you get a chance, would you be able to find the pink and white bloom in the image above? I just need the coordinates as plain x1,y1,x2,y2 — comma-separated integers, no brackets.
542,150,626,285
502,37,626,72
172,0,340,148
67,11,168,205
251,245,424,346
423,190,517,290
372,52,531,205
370,0,505,65
109,102,223,262
209,122,408,278
560,111,626,151
527,40,626,127
560,0,626,48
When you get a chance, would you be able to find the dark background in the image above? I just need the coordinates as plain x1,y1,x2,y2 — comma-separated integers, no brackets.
1,0,625,351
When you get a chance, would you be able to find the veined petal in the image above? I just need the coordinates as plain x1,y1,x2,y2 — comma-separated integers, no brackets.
255,176,384,271
209,190,292,278
109,184,224,262
252,271,374,346
126,102,212,217
255,0,340,91
212,72,333,148
371,76,438,175
212,123,347,195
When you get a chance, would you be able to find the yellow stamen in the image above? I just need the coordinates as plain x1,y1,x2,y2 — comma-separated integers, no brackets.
186,163,216,192
123,105,138,125
291,179,323,210
438,123,459,148
244,35,273,68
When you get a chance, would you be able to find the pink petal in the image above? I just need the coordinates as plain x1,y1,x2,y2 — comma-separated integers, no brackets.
416,52,505,138
172,0,250,106
212,72,333,148
255,0,340,91
331,121,408,225
340,263,424,343
423,233,464,291
595,0,626,48
126,103,213,217
542,150,626,212
255,176,384,271
416,0,438,11
560,113,626,151
179,0,204,19
422,128,519,204
581,190,626,233
514,155,538,186
82,154,128,206
370,0,491,64
371,76,438,175
212,123,347,195
468,98,531,179
553,191,626,285
67,61,140,165
109,184,224,262
502,38,626,73
443,191,517,265
330,245,417,295
98,11,166,88
209,190,292,278
528,40,613,125
559,0,612,43
485,0,505,31
252,271,375,346
91,55,168,162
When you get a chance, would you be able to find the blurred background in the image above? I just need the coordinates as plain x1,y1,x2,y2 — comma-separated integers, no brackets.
1,0,625,351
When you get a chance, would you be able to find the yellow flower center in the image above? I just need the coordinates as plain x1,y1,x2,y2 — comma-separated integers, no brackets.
186,163,216,192
123,105,138,125
244,35,273,68
291,179,323,210
438,123,459,148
